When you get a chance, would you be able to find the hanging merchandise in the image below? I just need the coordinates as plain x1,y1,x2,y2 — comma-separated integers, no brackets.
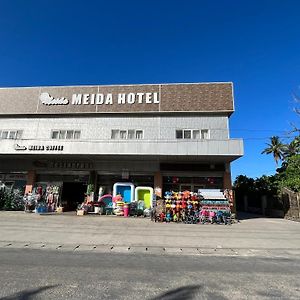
46,185,60,212
23,192,36,213
151,190,234,225
32,184,47,213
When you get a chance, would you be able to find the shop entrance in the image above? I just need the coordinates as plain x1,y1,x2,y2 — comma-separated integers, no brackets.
61,182,87,211
180,184,205,193
180,184,192,191
163,176,223,194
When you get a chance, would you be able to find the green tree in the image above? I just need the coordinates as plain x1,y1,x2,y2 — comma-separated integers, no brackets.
281,154,300,192
261,136,285,165
233,175,255,192
255,174,283,195
282,136,300,159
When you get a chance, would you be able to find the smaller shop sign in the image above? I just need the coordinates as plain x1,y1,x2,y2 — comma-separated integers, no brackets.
14,144,63,151
0,174,26,181
50,161,93,170
29,145,64,151
5,174,26,181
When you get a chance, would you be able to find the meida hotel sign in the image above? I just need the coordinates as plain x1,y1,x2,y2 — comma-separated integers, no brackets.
39,92,160,106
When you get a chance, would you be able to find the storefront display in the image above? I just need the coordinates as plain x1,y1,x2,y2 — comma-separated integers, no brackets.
151,190,233,224
135,186,154,208
113,182,135,203
73,183,235,224
45,185,60,212
23,193,37,213
22,174,234,224
28,182,62,214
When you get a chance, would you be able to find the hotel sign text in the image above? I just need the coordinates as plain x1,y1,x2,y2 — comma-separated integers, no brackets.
40,92,159,106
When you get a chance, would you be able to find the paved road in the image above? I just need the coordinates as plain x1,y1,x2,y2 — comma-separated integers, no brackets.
0,248,299,300
0,212,300,256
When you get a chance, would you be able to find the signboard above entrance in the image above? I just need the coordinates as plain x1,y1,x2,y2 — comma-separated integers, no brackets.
0,82,234,115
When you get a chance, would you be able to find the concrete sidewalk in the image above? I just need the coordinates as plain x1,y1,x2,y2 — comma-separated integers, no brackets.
0,211,300,257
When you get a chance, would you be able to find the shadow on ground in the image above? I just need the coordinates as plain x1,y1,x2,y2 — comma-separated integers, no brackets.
149,285,227,300
150,285,202,300
236,211,265,220
1,285,59,300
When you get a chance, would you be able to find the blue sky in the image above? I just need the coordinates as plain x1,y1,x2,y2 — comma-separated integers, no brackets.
0,0,300,180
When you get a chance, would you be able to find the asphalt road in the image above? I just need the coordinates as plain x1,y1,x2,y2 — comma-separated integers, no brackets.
0,249,299,300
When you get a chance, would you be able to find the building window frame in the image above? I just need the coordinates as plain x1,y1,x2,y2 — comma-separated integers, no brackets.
73,130,81,139
175,129,210,140
51,130,81,140
201,129,210,139
127,129,135,140
111,129,144,140
111,129,119,139
135,130,143,140
0,130,23,140
119,130,127,140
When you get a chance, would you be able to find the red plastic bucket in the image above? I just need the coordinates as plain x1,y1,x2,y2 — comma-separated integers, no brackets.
123,204,130,217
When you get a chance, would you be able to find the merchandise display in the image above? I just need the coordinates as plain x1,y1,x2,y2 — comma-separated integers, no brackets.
23,192,37,213
27,179,235,224
151,190,234,224
113,182,135,203
45,185,60,212
98,194,113,215
24,183,62,214
135,186,154,209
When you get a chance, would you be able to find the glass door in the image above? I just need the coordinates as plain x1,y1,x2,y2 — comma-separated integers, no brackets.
179,184,192,192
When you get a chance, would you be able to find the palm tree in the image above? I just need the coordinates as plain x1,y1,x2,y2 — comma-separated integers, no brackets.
261,136,285,165
282,137,300,159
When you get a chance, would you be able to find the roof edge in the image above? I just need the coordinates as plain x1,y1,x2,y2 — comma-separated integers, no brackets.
0,81,234,90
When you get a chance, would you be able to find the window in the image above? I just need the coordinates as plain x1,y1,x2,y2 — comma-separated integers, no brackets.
0,130,22,140
111,129,144,140
176,130,183,139
176,129,209,140
59,130,66,139
127,130,135,140
176,129,195,139
183,130,192,139
120,130,127,139
111,130,119,139
74,131,81,139
2,131,8,139
66,130,74,139
193,130,200,139
136,130,143,139
51,131,59,139
9,131,16,139
16,130,23,139
201,129,209,139
51,130,80,140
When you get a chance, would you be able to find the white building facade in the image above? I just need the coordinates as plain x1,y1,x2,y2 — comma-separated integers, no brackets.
0,82,243,210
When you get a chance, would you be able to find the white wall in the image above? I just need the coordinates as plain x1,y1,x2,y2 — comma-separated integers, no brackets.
0,115,229,141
